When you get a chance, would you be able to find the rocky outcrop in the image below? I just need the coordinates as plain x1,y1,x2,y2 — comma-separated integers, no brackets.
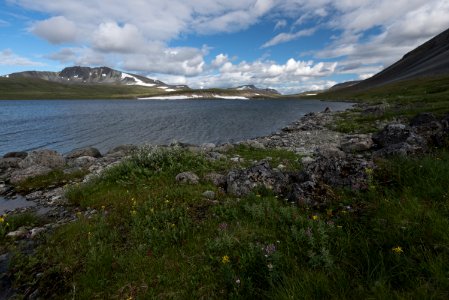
226,161,288,196
176,172,200,184
19,150,65,169
65,147,102,159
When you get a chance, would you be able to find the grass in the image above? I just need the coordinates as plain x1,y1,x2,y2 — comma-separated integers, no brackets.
307,75,449,134
13,168,89,193
7,146,449,299
0,77,165,100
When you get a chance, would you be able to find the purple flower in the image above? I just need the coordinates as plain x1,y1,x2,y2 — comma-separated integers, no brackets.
218,222,228,231
264,244,276,255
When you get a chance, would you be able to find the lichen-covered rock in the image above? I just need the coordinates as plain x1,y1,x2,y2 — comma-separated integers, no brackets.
70,156,97,168
3,151,28,159
65,147,102,159
10,165,53,184
19,149,65,169
176,172,200,184
0,158,22,170
226,160,288,196
204,173,227,187
301,155,374,190
340,134,373,153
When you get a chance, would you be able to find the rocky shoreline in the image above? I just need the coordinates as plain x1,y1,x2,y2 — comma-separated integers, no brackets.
1,105,449,298
1,105,449,235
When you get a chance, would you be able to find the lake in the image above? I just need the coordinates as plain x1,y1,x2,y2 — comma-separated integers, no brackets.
0,99,352,156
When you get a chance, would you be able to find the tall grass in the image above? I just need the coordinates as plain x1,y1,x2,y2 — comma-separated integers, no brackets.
9,147,449,299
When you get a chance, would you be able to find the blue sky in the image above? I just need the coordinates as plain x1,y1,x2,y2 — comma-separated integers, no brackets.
1,0,449,93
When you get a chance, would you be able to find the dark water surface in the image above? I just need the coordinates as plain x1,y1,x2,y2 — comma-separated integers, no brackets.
0,99,352,155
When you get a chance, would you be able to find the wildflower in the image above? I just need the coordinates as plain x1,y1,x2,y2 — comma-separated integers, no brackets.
264,244,276,255
267,263,273,270
222,255,230,264
0,216,4,223
101,205,106,210
392,246,404,254
218,222,228,231
236,278,241,284
171,223,176,228
312,215,319,221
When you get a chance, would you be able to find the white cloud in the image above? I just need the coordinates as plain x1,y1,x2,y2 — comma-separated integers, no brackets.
31,16,78,44
0,49,45,66
274,19,287,30
0,19,10,27
211,54,229,68
7,0,449,91
262,27,316,48
92,22,146,53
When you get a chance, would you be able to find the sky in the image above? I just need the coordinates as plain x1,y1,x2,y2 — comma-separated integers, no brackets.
0,0,449,94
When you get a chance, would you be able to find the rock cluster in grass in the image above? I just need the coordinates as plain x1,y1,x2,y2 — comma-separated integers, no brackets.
1,108,448,240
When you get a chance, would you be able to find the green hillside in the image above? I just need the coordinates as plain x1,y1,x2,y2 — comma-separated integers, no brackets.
0,77,164,100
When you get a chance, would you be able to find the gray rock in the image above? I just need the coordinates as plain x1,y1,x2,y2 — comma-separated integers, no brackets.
302,155,374,190
19,149,65,169
65,147,102,159
201,143,216,150
207,152,226,161
226,160,288,196
6,227,28,239
372,124,412,148
70,156,97,168
175,172,200,184
107,144,138,155
30,227,46,238
340,135,373,153
0,158,22,169
204,173,227,187
10,165,52,184
317,146,346,159
409,112,438,127
3,151,27,159
301,157,315,166
202,191,216,199
247,140,265,149
323,107,332,113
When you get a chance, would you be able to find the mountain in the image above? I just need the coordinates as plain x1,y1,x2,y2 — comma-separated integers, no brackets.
333,27,449,92
7,66,188,92
231,85,280,96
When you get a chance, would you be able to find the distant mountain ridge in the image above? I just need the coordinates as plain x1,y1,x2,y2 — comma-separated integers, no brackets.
330,27,449,92
7,66,188,92
233,85,280,95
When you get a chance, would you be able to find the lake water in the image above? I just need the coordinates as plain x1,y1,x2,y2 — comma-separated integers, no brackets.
0,99,352,156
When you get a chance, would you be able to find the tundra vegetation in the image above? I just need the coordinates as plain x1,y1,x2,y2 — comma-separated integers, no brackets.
1,74,449,299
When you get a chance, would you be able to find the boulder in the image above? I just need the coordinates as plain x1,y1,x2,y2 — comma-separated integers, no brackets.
6,227,28,239
301,155,374,190
372,124,412,147
10,165,52,184
317,146,346,159
202,191,216,200
65,147,102,159
3,151,27,159
0,158,22,170
372,123,428,156
226,160,288,196
107,144,138,155
340,135,373,153
70,156,97,168
204,173,227,187
175,172,200,184
19,150,65,169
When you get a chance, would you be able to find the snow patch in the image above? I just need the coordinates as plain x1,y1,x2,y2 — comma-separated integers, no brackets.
213,95,249,100
121,72,156,87
139,94,203,100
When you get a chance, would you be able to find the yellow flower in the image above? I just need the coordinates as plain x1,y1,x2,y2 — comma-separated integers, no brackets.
392,246,404,254
312,215,319,221
101,205,106,210
222,255,230,264
0,217,4,223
